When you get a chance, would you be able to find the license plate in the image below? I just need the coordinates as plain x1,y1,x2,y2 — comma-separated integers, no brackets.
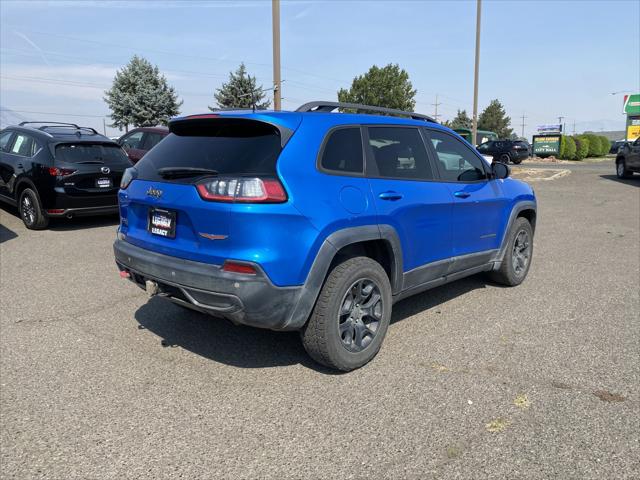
148,208,176,238
96,177,112,188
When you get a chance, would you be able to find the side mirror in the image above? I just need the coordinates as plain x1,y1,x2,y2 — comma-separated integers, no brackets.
491,161,510,180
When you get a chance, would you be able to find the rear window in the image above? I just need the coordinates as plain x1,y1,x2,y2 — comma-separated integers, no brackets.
135,120,282,181
55,143,129,165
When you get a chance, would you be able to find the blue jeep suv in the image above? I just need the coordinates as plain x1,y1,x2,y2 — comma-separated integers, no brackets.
114,101,536,371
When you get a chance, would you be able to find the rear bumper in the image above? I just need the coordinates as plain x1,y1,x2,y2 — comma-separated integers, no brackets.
47,205,118,217
113,239,303,330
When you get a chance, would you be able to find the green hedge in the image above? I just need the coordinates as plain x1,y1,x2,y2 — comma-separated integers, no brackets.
598,136,611,156
573,135,589,160
583,134,602,157
561,136,576,160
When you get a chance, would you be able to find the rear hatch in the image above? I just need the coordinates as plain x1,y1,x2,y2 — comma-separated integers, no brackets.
119,116,289,265
54,142,131,197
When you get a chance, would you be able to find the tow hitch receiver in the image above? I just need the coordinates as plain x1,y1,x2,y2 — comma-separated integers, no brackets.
145,280,159,297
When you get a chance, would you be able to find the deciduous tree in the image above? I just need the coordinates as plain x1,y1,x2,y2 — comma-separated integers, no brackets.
337,64,416,112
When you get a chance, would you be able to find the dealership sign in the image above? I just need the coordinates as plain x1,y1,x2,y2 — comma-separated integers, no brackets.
532,135,561,157
623,94,640,115
537,124,562,133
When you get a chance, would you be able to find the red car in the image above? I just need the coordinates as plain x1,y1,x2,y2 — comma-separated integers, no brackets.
117,126,169,164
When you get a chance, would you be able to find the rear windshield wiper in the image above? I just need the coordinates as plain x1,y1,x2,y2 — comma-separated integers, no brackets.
75,160,104,164
158,167,219,179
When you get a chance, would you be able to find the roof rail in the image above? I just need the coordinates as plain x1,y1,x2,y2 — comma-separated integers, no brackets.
296,101,437,123
19,121,99,135
19,121,80,129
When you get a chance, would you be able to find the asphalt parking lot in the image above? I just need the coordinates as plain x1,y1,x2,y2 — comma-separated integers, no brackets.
1,162,638,479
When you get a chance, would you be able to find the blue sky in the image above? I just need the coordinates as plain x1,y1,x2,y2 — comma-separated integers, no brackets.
1,0,638,138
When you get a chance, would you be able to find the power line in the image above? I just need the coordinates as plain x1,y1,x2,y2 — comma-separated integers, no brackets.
431,94,442,121
0,108,108,118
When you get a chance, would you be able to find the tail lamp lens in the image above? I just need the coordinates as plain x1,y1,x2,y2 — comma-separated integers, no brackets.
196,177,287,203
48,167,76,177
120,167,136,190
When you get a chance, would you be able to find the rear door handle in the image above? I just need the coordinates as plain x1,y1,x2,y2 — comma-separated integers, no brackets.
379,191,403,201
454,191,471,199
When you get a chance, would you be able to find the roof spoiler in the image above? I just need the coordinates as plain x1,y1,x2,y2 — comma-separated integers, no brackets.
168,114,294,148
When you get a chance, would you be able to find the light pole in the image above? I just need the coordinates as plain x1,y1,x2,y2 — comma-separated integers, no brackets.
471,0,482,145
272,0,282,111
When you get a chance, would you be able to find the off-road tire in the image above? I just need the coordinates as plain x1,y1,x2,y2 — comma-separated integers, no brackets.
511,156,523,165
499,153,511,164
19,188,49,230
489,217,533,286
301,256,392,372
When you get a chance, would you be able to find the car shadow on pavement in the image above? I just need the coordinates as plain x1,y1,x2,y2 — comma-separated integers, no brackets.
134,274,494,372
134,297,333,372
599,174,640,187
49,214,120,231
0,202,119,231
0,222,18,244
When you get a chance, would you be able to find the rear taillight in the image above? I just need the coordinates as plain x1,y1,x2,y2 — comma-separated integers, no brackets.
196,177,287,203
48,167,76,177
120,167,137,190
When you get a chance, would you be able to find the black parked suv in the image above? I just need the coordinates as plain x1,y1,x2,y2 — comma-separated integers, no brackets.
476,139,529,164
0,122,131,229
615,137,640,178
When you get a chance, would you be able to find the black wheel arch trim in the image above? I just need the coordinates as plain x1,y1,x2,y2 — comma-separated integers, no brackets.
14,176,38,199
284,225,403,330
494,200,537,266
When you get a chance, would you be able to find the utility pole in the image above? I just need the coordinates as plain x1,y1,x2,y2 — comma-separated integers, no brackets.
572,120,576,135
471,0,482,146
272,0,282,111
103,117,107,136
431,94,442,121
520,113,526,138
558,116,564,133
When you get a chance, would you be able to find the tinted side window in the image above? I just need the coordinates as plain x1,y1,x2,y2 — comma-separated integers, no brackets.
10,134,36,157
320,128,363,174
0,131,13,152
477,141,492,152
367,127,433,180
428,130,487,182
143,132,165,150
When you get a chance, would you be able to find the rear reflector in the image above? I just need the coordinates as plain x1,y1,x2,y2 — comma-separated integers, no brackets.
46,209,65,214
119,270,131,279
222,261,257,275
196,177,287,203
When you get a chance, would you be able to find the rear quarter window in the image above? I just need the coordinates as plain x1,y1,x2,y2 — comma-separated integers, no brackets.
320,127,363,174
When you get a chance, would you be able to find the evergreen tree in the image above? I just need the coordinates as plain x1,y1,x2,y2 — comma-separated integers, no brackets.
338,64,416,112
478,99,513,139
446,109,472,129
104,55,182,130
210,63,271,110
